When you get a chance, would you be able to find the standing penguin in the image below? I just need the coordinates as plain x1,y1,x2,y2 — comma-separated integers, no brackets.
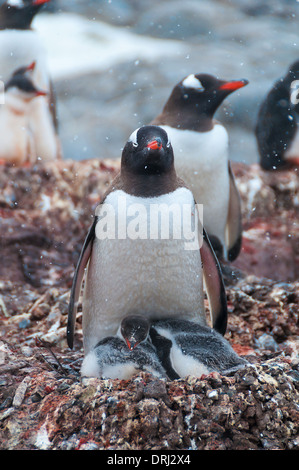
0,0,52,92
0,64,47,165
80,314,167,379
255,60,299,170
150,73,248,262
0,0,61,160
67,125,227,355
149,318,248,379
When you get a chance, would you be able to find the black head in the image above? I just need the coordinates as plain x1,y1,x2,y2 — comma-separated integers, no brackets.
285,60,299,83
0,0,50,30
5,63,47,98
161,73,249,130
120,315,150,351
121,125,174,176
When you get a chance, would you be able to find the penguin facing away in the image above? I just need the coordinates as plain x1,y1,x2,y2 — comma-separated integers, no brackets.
80,315,167,380
150,73,248,262
0,0,59,137
149,318,248,380
67,125,227,355
255,60,299,170
0,64,47,165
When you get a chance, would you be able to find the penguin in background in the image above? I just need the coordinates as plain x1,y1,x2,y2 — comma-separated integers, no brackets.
149,318,248,380
80,315,167,380
15,59,62,161
0,0,61,160
150,73,249,262
0,63,48,165
67,125,227,355
255,60,299,170
0,0,52,94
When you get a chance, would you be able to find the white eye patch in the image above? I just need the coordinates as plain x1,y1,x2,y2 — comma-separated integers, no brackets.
7,0,24,8
182,74,205,91
128,127,140,147
290,80,299,105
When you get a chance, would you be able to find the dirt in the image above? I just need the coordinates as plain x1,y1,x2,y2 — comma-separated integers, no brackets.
0,159,298,450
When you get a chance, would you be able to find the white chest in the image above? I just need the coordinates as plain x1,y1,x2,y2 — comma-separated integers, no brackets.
0,104,34,163
28,97,58,160
82,188,205,353
159,125,230,243
285,123,299,159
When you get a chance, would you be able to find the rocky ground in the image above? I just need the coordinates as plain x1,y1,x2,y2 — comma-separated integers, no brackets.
0,159,298,450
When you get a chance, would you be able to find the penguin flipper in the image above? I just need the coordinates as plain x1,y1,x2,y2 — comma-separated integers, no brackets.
226,162,242,262
67,216,97,349
200,227,227,335
49,79,59,132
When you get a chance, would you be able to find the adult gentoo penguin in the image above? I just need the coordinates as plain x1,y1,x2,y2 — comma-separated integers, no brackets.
149,319,248,379
80,315,167,379
0,0,51,90
150,73,248,262
0,0,60,160
0,64,47,165
255,60,299,170
67,125,227,355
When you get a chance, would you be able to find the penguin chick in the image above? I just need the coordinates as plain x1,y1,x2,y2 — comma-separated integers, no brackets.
118,314,151,350
0,66,47,165
151,73,248,262
150,318,248,379
255,60,299,170
68,125,228,355
80,327,167,380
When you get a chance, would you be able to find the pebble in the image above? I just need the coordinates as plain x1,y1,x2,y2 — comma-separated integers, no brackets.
12,377,31,408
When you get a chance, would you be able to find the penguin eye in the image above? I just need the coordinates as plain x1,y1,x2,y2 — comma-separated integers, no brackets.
132,142,138,148
166,141,171,148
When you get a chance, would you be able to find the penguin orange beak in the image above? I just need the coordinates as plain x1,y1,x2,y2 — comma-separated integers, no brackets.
147,139,163,150
26,61,36,72
35,90,48,96
125,338,139,351
218,79,249,91
32,0,51,5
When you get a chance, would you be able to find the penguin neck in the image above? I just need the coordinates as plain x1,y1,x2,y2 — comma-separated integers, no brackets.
158,97,215,132
4,92,30,115
120,166,180,198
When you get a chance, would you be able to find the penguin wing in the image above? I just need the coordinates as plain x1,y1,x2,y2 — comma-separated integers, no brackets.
226,162,242,261
67,216,97,349
49,79,58,132
200,226,227,335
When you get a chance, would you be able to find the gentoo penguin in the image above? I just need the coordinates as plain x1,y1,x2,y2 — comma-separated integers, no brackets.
0,65,47,165
255,60,299,170
80,315,167,379
14,59,62,161
0,0,60,159
118,314,151,351
0,0,52,91
150,318,248,380
150,73,249,262
67,125,227,355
